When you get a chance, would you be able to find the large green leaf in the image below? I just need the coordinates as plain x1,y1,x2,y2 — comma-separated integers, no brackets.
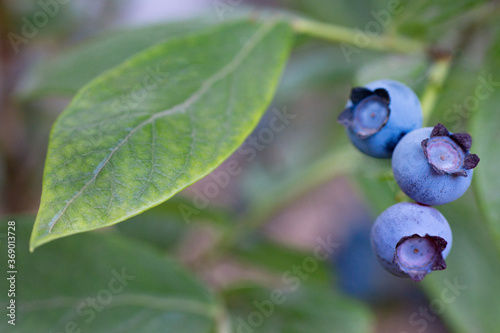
470,28,500,246
18,20,213,99
31,20,293,250
233,235,332,284
471,91,500,244
0,217,222,333
223,284,373,333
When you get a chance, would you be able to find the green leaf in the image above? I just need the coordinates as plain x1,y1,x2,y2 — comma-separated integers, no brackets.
234,236,332,284
290,0,381,28
470,29,500,246
31,20,293,250
422,197,500,333
393,0,491,40
1,217,222,333
116,196,233,251
224,284,373,333
354,54,428,91
471,92,500,244
278,45,374,100
18,20,214,99
115,201,189,252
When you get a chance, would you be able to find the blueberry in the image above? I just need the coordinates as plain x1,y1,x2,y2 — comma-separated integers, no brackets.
370,202,452,282
392,124,480,206
338,79,423,158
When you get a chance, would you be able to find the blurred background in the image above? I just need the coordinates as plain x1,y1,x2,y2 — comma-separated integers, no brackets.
1,0,500,332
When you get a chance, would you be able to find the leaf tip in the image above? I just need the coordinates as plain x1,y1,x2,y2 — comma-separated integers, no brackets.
29,228,40,252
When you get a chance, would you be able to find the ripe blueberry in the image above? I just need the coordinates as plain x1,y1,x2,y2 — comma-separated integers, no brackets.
338,79,423,158
371,202,452,282
392,124,480,206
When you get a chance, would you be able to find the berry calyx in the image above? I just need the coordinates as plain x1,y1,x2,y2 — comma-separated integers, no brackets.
338,87,391,139
395,234,447,282
421,123,480,177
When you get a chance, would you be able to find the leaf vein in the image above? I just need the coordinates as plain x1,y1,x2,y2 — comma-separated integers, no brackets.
47,21,277,232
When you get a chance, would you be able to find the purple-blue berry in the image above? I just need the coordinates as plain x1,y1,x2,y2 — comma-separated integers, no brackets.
371,202,452,282
338,79,423,158
392,124,480,206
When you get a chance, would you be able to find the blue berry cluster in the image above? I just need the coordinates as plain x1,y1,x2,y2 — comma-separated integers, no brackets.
338,79,480,282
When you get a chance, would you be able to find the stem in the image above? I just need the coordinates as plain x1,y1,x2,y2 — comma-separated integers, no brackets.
420,55,453,126
214,299,232,333
291,17,425,53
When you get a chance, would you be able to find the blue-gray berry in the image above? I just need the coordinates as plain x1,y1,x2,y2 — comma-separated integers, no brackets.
392,124,479,206
370,202,452,282
338,79,422,158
